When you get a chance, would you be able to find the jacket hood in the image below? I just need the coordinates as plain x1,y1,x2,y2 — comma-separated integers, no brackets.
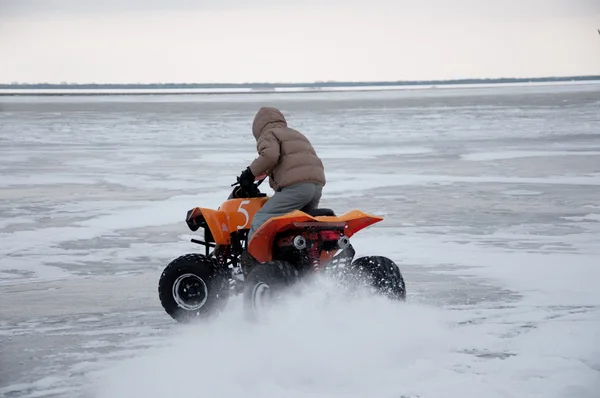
252,107,287,140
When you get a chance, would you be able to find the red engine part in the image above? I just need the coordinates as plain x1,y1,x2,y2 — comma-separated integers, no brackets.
276,230,343,272
319,230,341,241
308,243,320,272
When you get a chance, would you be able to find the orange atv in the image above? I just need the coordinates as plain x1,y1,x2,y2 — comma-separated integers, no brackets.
158,176,406,322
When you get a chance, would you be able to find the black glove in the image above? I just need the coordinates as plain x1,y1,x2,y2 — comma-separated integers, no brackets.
238,167,255,188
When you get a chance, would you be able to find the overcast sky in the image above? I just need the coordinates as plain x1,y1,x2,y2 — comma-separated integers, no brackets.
0,0,599,83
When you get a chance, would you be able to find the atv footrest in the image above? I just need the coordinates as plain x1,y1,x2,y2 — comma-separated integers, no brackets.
191,238,216,248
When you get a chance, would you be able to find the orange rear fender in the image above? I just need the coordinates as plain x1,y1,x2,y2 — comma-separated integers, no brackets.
315,210,383,238
248,209,384,263
248,210,316,261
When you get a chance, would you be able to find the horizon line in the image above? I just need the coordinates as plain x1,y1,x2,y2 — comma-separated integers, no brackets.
2,74,600,87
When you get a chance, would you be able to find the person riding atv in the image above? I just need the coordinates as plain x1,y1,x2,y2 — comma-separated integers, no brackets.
237,106,326,266
158,120,407,322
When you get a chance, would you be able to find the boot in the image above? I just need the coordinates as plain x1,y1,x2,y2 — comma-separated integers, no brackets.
240,249,259,276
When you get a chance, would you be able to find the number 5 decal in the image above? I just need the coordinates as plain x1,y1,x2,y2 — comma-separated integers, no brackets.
237,200,251,229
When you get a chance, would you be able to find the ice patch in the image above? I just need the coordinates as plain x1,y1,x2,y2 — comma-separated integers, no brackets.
0,175,99,187
0,193,226,256
461,150,600,162
0,151,37,163
73,193,224,231
320,146,433,159
0,257,72,284
194,151,255,164
561,214,600,222
0,376,71,397
502,190,543,196
509,311,600,370
0,217,36,230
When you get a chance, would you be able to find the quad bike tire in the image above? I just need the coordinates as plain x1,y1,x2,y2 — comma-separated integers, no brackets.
243,260,299,322
158,253,230,323
346,255,406,300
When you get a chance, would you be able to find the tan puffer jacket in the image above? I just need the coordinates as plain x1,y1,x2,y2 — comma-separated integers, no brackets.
248,107,326,191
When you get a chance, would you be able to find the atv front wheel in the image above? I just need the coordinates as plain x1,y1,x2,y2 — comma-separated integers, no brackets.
243,260,299,322
346,256,406,300
158,253,230,323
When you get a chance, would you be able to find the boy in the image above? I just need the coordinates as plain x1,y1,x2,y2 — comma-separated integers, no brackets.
237,106,326,245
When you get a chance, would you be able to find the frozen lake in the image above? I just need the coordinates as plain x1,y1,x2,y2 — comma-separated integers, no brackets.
1,83,600,397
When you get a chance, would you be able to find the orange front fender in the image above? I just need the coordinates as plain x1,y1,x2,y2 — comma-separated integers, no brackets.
187,207,231,245
219,197,270,232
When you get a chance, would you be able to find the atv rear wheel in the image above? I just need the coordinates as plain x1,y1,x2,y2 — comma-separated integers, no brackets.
346,256,406,300
158,253,229,323
243,260,299,322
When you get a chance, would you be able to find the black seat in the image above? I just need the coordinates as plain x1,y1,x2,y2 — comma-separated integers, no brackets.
307,208,336,217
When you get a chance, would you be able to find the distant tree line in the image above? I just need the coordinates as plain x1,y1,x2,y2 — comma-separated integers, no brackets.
1,75,599,90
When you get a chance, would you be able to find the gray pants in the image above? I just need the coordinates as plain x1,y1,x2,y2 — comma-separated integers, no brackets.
248,182,323,240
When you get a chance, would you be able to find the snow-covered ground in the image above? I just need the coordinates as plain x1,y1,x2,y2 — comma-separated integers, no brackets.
1,83,599,397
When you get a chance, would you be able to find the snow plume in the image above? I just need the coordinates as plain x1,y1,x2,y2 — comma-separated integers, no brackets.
86,272,600,398
88,277,457,398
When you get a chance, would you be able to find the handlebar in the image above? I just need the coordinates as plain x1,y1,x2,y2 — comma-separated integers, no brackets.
231,176,267,187
230,176,268,199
